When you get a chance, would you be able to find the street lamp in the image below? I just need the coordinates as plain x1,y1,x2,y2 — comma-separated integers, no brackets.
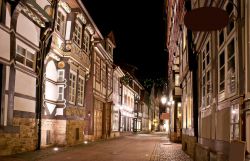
161,95,167,105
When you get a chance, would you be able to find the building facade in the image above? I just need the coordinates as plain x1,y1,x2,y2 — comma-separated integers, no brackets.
165,0,250,160
0,0,54,155
166,0,183,142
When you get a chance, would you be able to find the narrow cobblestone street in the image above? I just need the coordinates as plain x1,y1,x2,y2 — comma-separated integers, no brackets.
0,133,192,161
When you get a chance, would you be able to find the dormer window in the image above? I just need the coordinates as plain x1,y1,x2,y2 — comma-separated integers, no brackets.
56,10,66,37
73,21,82,47
107,43,113,55
83,31,90,53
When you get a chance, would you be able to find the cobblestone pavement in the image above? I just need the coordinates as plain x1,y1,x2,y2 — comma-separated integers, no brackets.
150,142,192,161
0,132,193,161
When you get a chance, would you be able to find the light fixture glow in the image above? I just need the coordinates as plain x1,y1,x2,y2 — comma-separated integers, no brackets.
53,147,59,151
161,96,167,104
84,141,88,144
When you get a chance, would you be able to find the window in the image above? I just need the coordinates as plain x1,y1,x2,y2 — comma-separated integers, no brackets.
0,64,3,126
107,44,113,55
219,51,225,92
77,76,84,105
58,86,64,101
218,37,236,96
95,56,101,82
75,128,79,140
230,104,240,140
107,67,112,91
46,130,51,145
201,39,212,107
0,0,2,22
56,10,66,37
69,71,76,103
175,74,180,86
83,31,90,53
226,2,235,35
73,21,82,47
227,39,236,93
219,30,224,47
101,62,106,86
16,45,35,69
58,69,65,82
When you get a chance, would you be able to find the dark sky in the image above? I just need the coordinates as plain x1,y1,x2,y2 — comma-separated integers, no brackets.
82,0,167,82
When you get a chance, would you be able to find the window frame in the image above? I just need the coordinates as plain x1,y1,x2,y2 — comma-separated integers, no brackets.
69,71,77,104
73,20,82,47
201,37,212,108
55,8,66,37
16,45,36,70
83,31,90,53
218,34,237,100
58,69,65,82
95,56,101,82
77,75,85,106
58,85,64,101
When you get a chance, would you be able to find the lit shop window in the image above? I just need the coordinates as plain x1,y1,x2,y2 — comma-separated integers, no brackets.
16,45,35,70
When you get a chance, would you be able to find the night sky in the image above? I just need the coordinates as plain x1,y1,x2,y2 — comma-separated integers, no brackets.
82,0,167,82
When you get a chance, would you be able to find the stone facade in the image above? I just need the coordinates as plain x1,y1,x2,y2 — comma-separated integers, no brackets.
0,117,37,155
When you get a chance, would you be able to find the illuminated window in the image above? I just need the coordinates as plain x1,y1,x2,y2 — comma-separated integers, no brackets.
73,21,82,47
58,86,64,101
69,71,76,103
230,104,239,140
56,10,66,37
201,38,212,108
83,31,90,53
16,45,35,70
175,74,180,86
95,56,101,82
77,76,85,105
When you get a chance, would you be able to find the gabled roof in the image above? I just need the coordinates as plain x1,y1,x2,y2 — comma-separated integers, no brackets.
107,31,116,47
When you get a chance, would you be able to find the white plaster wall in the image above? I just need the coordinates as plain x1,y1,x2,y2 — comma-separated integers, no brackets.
14,96,35,112
46,60,58,82
15,70,36,97
5,4,11,28
36,0,50,10
41,119,66,146
0,29,10,60
45,81,58,101
16,13,40,46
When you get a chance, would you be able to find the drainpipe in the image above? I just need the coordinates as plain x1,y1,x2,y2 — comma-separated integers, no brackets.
185,0,198,139
36,1,57,150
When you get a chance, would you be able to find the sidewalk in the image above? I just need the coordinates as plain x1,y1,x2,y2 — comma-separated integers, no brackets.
0,137,123,161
